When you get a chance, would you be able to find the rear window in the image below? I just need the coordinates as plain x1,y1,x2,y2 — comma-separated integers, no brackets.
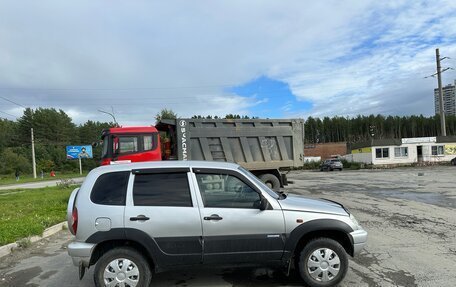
133,173,192,207
118,136,139,154
91,171,129,205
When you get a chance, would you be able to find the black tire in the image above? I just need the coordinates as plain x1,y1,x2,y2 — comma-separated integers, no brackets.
298,238,348,287
259,173,281,191
94,247,152,287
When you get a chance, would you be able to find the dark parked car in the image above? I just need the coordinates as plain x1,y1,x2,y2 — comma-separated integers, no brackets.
451,157,456,165
320,159,343,171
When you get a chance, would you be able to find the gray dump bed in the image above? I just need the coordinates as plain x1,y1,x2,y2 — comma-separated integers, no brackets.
169,118,304,170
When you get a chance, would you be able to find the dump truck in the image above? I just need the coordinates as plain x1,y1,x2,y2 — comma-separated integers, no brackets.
100,118,305,190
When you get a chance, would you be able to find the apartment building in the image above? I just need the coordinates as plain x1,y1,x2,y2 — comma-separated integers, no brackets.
434,80,456,116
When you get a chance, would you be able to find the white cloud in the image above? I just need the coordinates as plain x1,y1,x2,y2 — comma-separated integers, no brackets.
0,0,455,124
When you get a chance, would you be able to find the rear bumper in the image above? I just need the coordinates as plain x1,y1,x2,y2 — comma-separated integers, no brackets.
67,241,96,267
350,229,368,256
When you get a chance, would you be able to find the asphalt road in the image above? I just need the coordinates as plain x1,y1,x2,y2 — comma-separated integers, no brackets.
1,167,455,287
0,178,85,191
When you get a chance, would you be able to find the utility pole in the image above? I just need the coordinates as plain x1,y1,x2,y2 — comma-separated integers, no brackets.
31,128,37,179
436,48,447,136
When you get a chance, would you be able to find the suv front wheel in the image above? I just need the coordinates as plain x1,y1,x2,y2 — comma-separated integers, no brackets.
94,247,152,287
298,238,348,287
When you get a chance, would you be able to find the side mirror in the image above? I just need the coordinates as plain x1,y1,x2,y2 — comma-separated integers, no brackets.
259,195,270,211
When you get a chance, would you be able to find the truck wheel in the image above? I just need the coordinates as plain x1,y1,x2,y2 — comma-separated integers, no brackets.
259,174,280,191
298,238,348,287
94,246,151,287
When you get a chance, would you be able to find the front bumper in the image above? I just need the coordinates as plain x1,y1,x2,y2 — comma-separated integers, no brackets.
350,229,368,256
67,241,96,267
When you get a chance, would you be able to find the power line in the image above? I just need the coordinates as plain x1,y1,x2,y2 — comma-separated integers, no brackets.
0,96,27,109
0,110,17,118
0,83,238,91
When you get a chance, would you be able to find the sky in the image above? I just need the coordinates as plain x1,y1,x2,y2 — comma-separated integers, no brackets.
0,0,456,125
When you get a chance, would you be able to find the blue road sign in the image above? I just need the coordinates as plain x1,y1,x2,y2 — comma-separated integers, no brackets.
66,145,93,159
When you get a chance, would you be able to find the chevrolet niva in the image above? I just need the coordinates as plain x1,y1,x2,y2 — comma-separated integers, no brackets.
67,161,367,287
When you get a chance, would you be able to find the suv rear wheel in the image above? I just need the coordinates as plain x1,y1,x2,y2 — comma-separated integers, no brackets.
298,238,348,287
94,247,151,287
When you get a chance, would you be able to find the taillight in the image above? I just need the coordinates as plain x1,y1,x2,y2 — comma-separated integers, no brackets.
72,207,78,235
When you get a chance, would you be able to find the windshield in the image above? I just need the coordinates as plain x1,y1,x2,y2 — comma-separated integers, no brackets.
237,167,280,199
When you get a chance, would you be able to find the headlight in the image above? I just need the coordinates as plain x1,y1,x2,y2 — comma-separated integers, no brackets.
349,214,361,229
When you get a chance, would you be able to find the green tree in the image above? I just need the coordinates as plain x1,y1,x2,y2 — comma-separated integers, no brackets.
78,120,113,145
17,108,78,145
0,119,17,152
155,108,177,123
15,108,78,171
78,120,114,168
37,159,56,173
0,148,31,174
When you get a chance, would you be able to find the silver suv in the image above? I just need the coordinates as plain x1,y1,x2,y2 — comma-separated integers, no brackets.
67,161,367,287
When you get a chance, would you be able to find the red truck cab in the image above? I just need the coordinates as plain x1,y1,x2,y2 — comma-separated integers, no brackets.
100,126,161,165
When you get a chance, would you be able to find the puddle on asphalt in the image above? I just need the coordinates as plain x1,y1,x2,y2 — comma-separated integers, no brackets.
289,185,455,208
370,189,455,208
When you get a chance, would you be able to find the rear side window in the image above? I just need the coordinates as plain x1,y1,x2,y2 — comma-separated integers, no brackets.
91,171,129,205
133,173,192,207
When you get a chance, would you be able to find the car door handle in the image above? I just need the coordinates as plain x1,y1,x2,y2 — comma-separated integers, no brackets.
204,214,223,221
130,215,150,221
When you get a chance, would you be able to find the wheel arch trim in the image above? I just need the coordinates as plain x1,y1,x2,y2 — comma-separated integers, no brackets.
283,219,354,260
86,228,169,271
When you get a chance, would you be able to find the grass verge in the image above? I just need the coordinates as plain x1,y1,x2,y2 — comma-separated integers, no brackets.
0,186,75,246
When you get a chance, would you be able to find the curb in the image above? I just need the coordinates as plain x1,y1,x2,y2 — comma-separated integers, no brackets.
0,221,67,258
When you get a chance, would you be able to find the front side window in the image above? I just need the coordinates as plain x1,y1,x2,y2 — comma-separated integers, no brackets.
133,172,192,207
431,145,445,155
91,171,129,205
195,173,260,209
375,148,389,158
